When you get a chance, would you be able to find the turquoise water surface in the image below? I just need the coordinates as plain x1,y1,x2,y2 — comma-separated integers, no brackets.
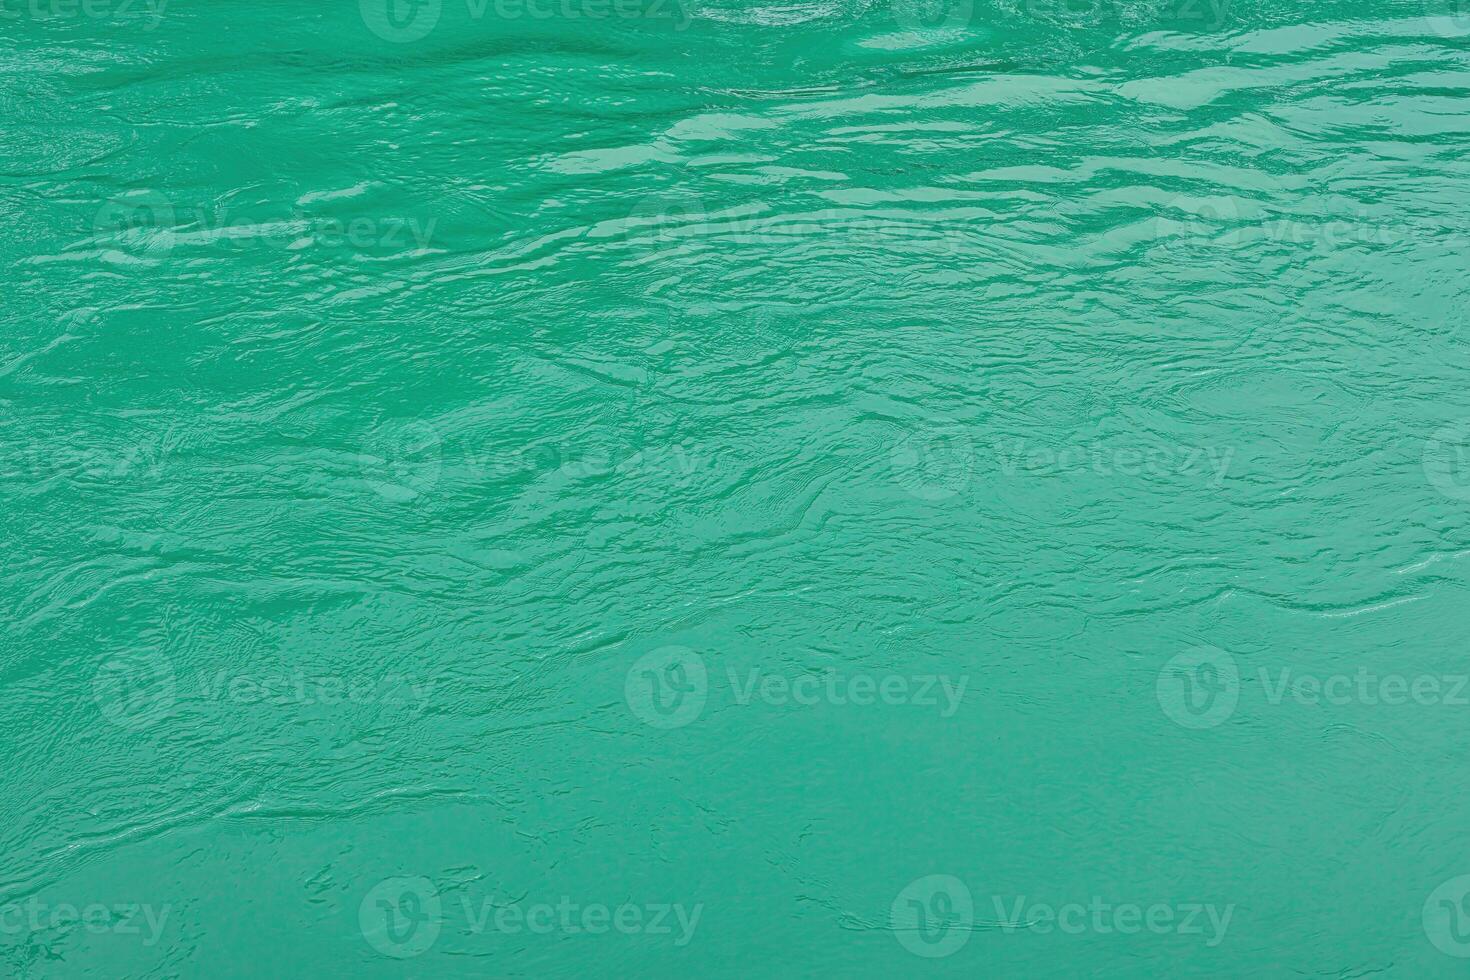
5,0,1470,975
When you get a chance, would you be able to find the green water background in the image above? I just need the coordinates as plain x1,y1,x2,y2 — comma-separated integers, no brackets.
5,0,1470,975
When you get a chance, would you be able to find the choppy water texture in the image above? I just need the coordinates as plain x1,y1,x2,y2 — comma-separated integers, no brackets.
5,0,1470,975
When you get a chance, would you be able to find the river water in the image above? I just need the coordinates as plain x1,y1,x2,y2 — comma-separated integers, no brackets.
5,0,1470,975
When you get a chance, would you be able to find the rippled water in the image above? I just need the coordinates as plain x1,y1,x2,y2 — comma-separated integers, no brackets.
6,0,1470,975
